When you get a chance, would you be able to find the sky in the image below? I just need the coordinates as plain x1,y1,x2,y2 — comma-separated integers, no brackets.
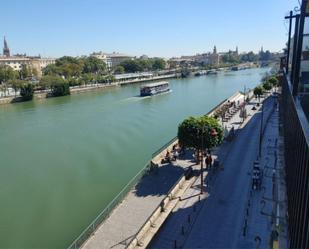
0,0,301,58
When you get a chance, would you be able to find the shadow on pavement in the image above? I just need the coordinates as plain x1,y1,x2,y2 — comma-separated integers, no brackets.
133,164,185,197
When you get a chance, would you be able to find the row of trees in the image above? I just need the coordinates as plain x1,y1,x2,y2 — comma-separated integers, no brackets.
0,64,37,84
115,58,166,73
253,75,279,101
221,50,276,64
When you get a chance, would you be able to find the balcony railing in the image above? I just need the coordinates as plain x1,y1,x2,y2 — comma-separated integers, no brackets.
280,69,309,249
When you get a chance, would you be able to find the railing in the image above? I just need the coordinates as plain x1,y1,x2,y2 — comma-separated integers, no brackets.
280,71,309,249
152,136,178,158
67,161,151,249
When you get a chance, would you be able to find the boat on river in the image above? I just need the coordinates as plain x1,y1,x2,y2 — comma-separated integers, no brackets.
140,81,170,96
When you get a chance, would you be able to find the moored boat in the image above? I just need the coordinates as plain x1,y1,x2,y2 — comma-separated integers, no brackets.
140,81,170,96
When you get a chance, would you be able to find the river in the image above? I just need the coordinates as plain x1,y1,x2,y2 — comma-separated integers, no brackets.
0,67,269,248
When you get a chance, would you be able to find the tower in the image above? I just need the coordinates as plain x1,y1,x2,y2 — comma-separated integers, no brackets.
3,37,10,57
213,46,217,54
236,46,238,55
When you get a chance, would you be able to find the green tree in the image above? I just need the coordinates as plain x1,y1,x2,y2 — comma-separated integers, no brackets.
43,64,61,76
152,58,166,70
19,64,32,80
49,77,70,97
263,82,272,91
20,83,34,101
178,116,223,151
9,79,25,97
120,59,143,73
0,65,17,84
253,86,264,102
268,76,278,86
114,65,125,74
82,56,106,74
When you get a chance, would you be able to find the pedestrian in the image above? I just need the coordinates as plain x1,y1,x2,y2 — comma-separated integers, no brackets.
208,154,213,169
205,156,210,170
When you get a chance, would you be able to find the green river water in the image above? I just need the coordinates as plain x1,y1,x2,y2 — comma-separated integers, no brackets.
0,68,269,248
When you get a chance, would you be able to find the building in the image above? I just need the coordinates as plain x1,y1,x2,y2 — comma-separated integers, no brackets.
91,51,133,70
3,36,10,57
281,1,309,248
0,37,55,77
195,46,220,66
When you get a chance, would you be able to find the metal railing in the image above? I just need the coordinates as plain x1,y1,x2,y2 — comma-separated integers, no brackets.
152,136,178,158
67,161,151,249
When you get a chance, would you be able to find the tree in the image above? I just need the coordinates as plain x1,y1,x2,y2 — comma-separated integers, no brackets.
253,86,264,102
114,65,125,74
152,58,166,70
120,59,143,73
82,56,106,74
20,83,34,101
178,115,223,193
9,79,25,97
19,64,32,80
263,82,272,91
178,116,223,151
50,78,70,97
0,65,18,84
268,76,278,87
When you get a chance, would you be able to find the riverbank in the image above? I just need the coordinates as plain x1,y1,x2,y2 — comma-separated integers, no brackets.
67,89,250,249
0,74,178,105
0,64,260,106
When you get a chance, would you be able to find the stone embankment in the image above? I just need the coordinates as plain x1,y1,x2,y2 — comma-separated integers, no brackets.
0,74,178,106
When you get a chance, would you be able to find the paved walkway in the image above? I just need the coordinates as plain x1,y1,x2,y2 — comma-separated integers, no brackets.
80,94,252,249
150,95,288,248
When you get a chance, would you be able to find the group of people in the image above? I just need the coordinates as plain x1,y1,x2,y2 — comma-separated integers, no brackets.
162,143,184,164
193,149,213,169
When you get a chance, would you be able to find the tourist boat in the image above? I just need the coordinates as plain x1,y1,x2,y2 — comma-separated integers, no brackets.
140,81,170,96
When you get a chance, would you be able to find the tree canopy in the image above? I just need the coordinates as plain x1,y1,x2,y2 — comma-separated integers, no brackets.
178,116,223,150
119,58,166,73
253,86,264,98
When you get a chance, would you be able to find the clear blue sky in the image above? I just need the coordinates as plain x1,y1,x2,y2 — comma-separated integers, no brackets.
0,0,300,58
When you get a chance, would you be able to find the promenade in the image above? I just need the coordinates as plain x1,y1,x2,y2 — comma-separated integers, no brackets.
72,92,252,249
150,94,288,248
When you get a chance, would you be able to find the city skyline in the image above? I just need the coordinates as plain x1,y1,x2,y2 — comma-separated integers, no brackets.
0,0,299,58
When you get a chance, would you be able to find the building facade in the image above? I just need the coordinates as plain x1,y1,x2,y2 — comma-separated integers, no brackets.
91,52,133,70
0,37,55,77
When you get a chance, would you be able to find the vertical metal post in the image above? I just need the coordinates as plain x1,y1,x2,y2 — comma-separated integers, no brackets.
293,1,307,96
259,100,264,158
200,127,204,194
286,11,293,74
291,15,300,84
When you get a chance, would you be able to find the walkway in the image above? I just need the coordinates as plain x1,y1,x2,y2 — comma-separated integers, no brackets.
150,94,287,248
78,95,250,249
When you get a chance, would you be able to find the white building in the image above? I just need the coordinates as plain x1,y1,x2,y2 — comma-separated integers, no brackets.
91,52,133,69
0,37,55,77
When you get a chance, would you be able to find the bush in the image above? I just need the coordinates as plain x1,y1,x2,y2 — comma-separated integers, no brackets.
51,82,70,96
20,83,34,101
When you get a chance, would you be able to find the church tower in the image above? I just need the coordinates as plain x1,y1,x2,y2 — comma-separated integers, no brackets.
213,45,217,54
3,37,10,57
